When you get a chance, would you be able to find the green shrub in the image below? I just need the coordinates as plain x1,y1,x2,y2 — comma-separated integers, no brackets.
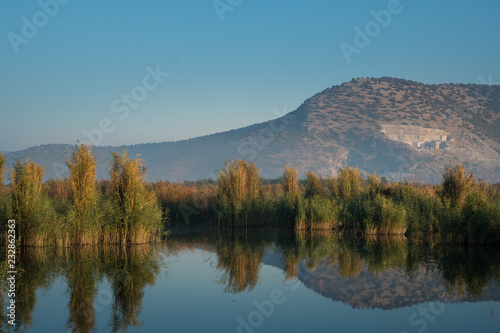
295,195,339,230
345,194,406,235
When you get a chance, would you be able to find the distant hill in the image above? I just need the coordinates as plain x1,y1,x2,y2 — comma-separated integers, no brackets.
3,77,500,183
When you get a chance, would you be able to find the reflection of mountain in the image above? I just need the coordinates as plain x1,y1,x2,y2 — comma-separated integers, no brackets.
295,263,500,310
168,229,500,310
261,231,500,310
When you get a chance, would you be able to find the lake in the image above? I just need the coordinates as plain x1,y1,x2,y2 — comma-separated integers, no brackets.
3,228,500,332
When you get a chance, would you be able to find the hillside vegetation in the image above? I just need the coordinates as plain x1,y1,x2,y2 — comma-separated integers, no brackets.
3,77,500,183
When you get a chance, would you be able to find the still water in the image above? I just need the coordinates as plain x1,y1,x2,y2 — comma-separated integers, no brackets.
3,229,500,332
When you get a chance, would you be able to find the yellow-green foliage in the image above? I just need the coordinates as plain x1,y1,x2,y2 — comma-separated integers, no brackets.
216,159,262,226
304,171,324,198
109,150,163,244
0,152,5,189
10,159,54,246
67,144,100,244
442,163,474,207
337,168,362,201
282,165,299,196
295,195,339,230
344,193,407,235
0,152,10,231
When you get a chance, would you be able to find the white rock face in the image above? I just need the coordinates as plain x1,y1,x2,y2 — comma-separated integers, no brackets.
381,124,449,149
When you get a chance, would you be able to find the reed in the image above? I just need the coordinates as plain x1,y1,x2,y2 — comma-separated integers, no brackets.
304,171,325,198
295,195,339,230
108,150,163,244
215,159,262,227
66,143,100,245
281,164,299,196
337,167,362,201
10,159,54,246
344,193,407,235
151,180,215,223
442,163,474,207
0,152,5,190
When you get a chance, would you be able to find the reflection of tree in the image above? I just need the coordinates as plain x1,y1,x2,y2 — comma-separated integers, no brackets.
277,230,500,301
0,244,162,333
66,248,99,333
338,251,361,278
103,246,161,332
215,232,265,293
436,246,500,298
359,235,408,274
11,248,61,332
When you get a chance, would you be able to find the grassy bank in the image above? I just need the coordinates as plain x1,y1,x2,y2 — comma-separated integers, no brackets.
158,160,500,245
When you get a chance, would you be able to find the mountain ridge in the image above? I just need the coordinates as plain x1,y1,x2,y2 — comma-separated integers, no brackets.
3,77,500,183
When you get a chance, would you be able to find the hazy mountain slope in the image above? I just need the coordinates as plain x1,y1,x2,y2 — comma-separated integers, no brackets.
3,77,500,183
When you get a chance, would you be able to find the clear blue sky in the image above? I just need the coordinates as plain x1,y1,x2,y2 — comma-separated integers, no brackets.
1,0,499,151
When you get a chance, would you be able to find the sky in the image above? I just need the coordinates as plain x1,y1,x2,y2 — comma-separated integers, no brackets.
1,0,499,152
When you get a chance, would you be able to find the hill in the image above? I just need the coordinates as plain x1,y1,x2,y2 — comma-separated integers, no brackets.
3,77,500,183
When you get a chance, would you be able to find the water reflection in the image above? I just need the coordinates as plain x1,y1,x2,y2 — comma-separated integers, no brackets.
2,246,161,333
167,229,500,307
1,229,500,332
105,246,160,332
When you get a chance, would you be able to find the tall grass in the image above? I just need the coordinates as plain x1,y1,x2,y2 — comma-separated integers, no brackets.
108,150,163,244
152,180,215,224
0,152,5,190
295,195,339,230
10,159,55,246
0,152,12,237
66,143,100,245
282,165,299,196
304,171,325,198
442,163,474,207
215,159,262,227
344,193,407,235
2,149,500,246
337,167,362,201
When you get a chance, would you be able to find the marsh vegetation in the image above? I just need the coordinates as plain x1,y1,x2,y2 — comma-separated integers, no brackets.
0,147,499,246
